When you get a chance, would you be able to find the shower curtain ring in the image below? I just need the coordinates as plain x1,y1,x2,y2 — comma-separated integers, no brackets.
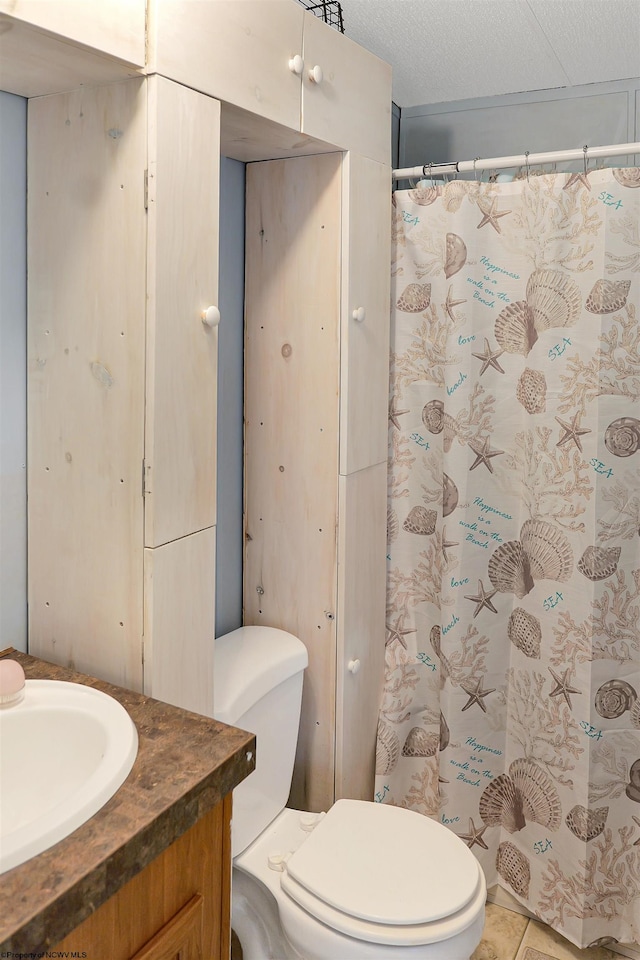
473,157,480,181
525,151,530,182
428,162,434,186
583,144,589,175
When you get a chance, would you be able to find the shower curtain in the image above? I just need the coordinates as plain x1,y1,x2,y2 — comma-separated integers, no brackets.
376,167,640,949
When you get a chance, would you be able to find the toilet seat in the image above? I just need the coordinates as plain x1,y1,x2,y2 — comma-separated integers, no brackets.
280,799,484,946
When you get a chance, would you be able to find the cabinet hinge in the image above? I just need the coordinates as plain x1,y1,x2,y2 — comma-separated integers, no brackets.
143,169,148,211
142,459,151,497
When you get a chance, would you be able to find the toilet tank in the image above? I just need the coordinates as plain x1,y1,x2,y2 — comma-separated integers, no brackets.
214,626,308,857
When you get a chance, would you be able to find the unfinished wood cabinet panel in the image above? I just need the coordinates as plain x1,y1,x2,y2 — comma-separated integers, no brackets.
145,77,220,548
54,796,230,960
335,463,387,801
244,154,342,812
28,79,147,691
0,18,143,98
144,527,216,716
340,154,392,475
148,0,304,132
0,0,146,67
301,12,392,165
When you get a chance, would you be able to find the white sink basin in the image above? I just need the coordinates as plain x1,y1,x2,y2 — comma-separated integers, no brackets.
0,679,138,874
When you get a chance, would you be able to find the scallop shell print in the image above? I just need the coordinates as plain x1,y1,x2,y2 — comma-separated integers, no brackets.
520,519,573,583
479,758,561,834
577,545,621,581
488,519,573,598
376,721,400,775
566,804,608,841
442,180,467,212
496,841,530,897
604,417,640,457
396,282,431,313
526,269,581,330
586,278,631,314
516,368,546,414
613,167,640,188
444,233,467,279
594,679,637,719
403,506,437,535
402,727,440,757
440,712,450,751
507,608,541,658
495,301,538,356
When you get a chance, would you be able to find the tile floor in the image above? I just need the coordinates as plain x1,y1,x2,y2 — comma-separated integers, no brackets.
472,903,622,960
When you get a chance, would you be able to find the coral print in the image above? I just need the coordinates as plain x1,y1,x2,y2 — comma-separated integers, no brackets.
376,170,640,949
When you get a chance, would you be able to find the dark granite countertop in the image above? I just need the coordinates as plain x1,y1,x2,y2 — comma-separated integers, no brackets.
0,649,255,953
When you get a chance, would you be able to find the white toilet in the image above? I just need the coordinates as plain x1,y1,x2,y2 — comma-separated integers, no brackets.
214,626,486,960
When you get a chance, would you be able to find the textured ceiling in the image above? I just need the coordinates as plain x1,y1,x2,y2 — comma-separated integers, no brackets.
338,0,640,107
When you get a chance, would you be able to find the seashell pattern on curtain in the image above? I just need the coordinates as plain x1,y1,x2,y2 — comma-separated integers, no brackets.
378,169,640,949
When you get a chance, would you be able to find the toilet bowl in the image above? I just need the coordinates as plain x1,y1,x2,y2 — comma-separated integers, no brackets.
214,627,486,960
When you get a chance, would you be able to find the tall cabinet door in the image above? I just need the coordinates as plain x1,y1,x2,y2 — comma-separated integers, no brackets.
28,79,147,691
144,77,220,548
143,78,220,714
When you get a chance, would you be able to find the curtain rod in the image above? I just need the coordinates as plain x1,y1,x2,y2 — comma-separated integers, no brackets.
392,142,640,181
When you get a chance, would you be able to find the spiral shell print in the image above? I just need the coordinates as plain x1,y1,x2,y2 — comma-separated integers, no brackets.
507,608,541,658
594,679,637,719
604,417,640,457
402,727,440,758
408,184,441,206
613,167,640,188
577,545,621,581
396,282,431,313
565,804,608,841
516,368,546,414
586,278,631,314
403,506,437,535
496,842,530,897
422,399,444,434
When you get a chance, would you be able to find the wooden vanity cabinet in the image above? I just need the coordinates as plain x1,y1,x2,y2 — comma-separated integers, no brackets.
54,796,232,960
28,75,219,715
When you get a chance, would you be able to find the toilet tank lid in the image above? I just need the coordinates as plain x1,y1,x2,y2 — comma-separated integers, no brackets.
213,626,308,725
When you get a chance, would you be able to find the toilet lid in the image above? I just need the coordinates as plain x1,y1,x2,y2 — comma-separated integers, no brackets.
283,799,481,927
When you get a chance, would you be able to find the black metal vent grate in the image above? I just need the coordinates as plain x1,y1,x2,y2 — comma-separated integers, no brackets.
296,0,345,33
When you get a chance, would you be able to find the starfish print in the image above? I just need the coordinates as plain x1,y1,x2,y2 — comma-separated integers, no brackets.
460,676,496,712
472,338,505,375
442,286,467,322
563,170,591,191
632,816,640,845
458,818,489,850
476,198,512,233
555,413,591,452
464,580,498,617
441,526,459,564
468,436,504,473
548,666,582,710
385,620,416,649
389,396,409,431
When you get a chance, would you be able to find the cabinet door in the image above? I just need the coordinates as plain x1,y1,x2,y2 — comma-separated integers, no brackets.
148,0,304,132
0,0,146,66
339,153,392,474
144,527,216,716
145,77,220,548
301,13,392,165
28,79,147,692
244,153,342,812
